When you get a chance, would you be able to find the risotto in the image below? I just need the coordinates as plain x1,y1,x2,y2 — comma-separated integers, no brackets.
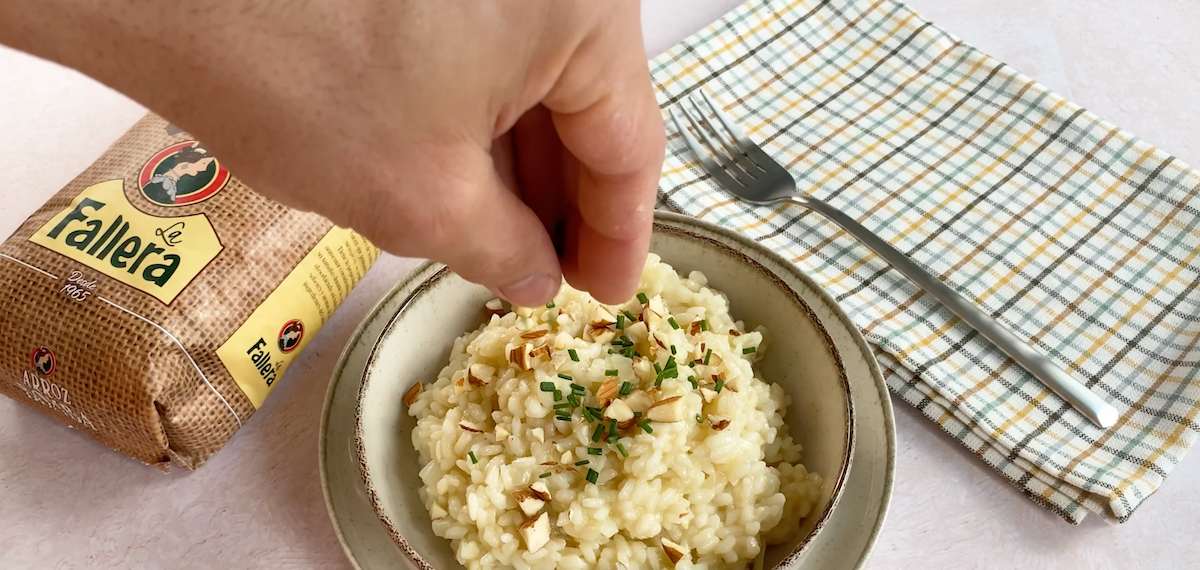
405,255,822,569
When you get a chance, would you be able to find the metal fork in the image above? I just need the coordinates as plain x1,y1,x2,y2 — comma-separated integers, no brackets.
669,90,1118,429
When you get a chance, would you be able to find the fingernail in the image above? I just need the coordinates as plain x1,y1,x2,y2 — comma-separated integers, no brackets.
499,274,559,306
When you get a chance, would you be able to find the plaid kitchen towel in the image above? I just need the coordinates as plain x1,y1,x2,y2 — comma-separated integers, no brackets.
650,0,1200,523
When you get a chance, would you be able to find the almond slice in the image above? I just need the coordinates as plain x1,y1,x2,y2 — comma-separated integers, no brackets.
708,415,731,431
402,383,423,407
508,343,534,371
520,329,549,340
647,396,685,422
528,480,552,501
728,328,742,336
529,344,551,359
604,398,634,422
515,493,545,517
467,363,495,386
688,320,703,335
459,420,484,433
648,395,683,409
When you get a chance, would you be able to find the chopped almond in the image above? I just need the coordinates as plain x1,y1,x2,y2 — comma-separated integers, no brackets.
688,320,703,336
459,420,483,433
596,378,619,405
508,343,534,371
661,538,686,565
467,363,495,386
521,512,551,552
728,328,742,336
624,390,653,413
647,396,684,422
604,398,634,422
529,481,552,501
708,416,731,431
516,493,545,517
529,344,551,360
520,329,549,340
402,383,423,407
484,298,506,319
699,388,719,403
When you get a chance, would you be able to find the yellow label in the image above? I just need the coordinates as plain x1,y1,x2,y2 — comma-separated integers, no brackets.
29,179,223,304
217,227,379,407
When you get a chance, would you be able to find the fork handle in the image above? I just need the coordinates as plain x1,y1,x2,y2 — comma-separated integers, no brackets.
793,196,1119,428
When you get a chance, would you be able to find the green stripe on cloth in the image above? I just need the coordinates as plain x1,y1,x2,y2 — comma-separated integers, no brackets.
650,0,1200,523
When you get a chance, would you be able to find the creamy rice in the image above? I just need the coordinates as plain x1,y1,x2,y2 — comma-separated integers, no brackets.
406,255,821,569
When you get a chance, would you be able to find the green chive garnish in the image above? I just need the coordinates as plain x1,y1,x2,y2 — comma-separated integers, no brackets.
539,471,553,478
668,317,680,330
554,402,572,410
591,424,606,442
567,393,580,407
619,381,633,396
700,319,709,331
605,369,619,376
670,345,677,355
571,383,586,394
546,301,556,309
540,381,555,392
615,442,628,457
568,348,580,362
688,375,699,389
556,414,571,422
638,419,653,434
704,348,713,365
574,459,590,466
743,347,757,354
637,292,649,304
468,451,478,464
616,314,625,329
554,390,563,401
587,447,603,455
558,373,573,381
715,379,725,393
696,414,704,423
608,419,618,443
623,310,638,323
586,468,599,484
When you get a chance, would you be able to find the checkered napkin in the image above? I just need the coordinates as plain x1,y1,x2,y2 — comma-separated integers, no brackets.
649,0,1200,523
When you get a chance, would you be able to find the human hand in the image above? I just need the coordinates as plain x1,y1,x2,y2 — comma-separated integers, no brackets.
1,0,665,306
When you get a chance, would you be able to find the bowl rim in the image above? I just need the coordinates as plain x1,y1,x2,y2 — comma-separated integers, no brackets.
352,211,857,569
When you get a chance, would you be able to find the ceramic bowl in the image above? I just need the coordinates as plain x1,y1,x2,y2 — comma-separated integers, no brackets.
354,212,857,569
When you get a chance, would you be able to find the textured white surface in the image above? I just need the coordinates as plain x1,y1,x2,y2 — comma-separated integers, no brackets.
1,1,1198,568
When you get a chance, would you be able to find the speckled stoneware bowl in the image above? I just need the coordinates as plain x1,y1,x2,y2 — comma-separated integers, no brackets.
350,212,866,569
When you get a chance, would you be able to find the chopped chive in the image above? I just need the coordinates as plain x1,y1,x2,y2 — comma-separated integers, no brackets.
696,414,704,423
668,317,680,330
615,442,628,457
571,383,586,394
608,419,618,443
623,310,638,323
587,447,603,455
568,348,580,362
545,301,556,309
540,381,557,392
554,402,573,410
636,292,649,305
688,375,699,389
704,348,713,365
574,459,590,466
654,362,662,374
638,419,654,434
585,406,603,421
556,414,571,422
539,471,553,479
567,393,580,407
700,319,709,331
605,369,619,376
655,376,664,388
670,345,677,355
715,379,725,393
585,468,599,484
616,314,625,329
558,373,573,381
743,347,757,354
619,381,633,396
591,424,606,442
468,451,478,464
553,390,563,401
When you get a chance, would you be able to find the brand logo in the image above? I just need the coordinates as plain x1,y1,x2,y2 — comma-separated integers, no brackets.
138,141,229,207
31,347,56,376
278,319,304,353
29,180,224,304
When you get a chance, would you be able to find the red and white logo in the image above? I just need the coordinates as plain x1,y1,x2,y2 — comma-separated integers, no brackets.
138,141,230,207
31,346,56,376
278,319,304,353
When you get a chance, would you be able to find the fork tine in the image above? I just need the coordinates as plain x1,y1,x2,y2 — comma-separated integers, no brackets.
687,94,760,182
668,107,709,166
686,95,741,163
697,89,752,145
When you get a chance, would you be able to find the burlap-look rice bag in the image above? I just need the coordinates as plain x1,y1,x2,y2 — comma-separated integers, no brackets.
0,114,379,469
